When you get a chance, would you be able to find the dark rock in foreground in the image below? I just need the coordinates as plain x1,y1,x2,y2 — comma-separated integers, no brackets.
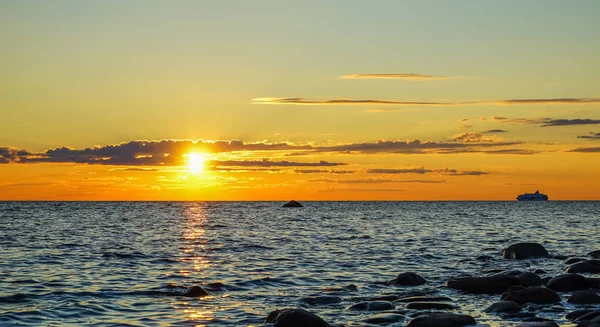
392,272,427,286
364,313,405,324
569,291,600,304
567,309,596,321
484,301,522,313
446,275,518,294
282,200,303,208
547,274,591,292
349,301,394,311
407,312,476,327
405,302,455,310
567,260,600,274
501,286,561,305
183,285,210,297
266,308,329,327
503,242,549,259
575,310,600,327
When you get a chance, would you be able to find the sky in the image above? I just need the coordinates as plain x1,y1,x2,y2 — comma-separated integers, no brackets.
1,0,600,200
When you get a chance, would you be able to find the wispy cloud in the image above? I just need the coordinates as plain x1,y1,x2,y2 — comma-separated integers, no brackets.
482,129,508,134
491,117,600,127
447,132,502,143
366,167,488,176
577,132,600,140
310,178,448,184
211,159,346,167
293,169,356,174
339,73,464,81
253,97,600,107
567,147,600,153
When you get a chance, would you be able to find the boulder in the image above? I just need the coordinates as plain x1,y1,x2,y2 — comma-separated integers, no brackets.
567,258,588,265
501,287,561,305
547,274,591,292
349,301,395,311
503,243,549,259
567,260,600,274
266,308,329,327
407,312,476,327
392,272,427,286
517,272,543,286
567,309,596,321
183,285,210,297
396,296,453,303
282,200,303,208
300,295,342,306
568,291,600,304
364,313,405,324
405,302,455,310
484,301,522,313
446,275,518,294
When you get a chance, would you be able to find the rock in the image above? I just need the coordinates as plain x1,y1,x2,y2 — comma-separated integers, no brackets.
446,275,518,294
484,301,522,313
266,308,329,327
575,310,600,326
183,285,210,297
349,301,395,311
501,287,561,305
590,251,600,259
516,321,559,327
534,269,548,275
405,302,455,310
541,276,552,285
392,272,427,286
547,274,591,292
567,260,600,274
517,272,543,286
396,296,453,303
364,313,405,324
300,295,342,305
568,310,597,321
503,243,549,259
407,312,476,327
588,278,600,288
569,291,600,304
370,294,400,301
282,200,303,208
567,258,588,265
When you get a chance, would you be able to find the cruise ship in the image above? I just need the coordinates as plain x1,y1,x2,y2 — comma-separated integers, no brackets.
517,190,548,201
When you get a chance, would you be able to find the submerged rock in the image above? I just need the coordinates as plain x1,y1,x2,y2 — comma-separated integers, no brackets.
567,309,596,321
568,291,600,304
406,302,455,310
407,312,476,327
282,200,303,208
547,274,591,292
300,295,342,306
503,243,549,259
349,301,395,311
183,285,210,297
567,260,600,274
484,301,522,313
392,272,427,286
501,286,561,305
396,296,453,303
266,308,329,327
364,313,405,324
446,275,518,294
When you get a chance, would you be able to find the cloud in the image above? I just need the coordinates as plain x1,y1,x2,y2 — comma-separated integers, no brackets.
577,132,600,140
482,129,508,133
310,178,447,184
339,74,463,81
0,146,32,162
448,132,501,143
293,169,356,174
567,147,600,153
435,148,540,155
253,97,600,107
366,167,488,176
211,159,346,167
491,117,600,127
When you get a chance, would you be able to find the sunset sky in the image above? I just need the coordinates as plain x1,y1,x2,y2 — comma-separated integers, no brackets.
2,1,600,200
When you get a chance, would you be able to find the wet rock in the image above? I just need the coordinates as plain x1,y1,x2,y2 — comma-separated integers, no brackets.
534,269,548,275
567,260,600,274
282,200,303,208
575,310,600,327
567,258,588,265
364,313,405,324
517,272,543,286
446,275,518,294
568,291,600,304
541,276,552,285
300,295,343,305
392,272,426,286
516,321,559,327
405,302,455,310
501,287,561,305
349,301,395,311
396,296,453,303
568,310,597,321
590,251,600,259
183,285,210,297
484,301,522,313
547,274,591,292
370,294,400,302
588,278,600,288
552,254,569,260
503,243,549,259
266,308,329,327
407,312,476,327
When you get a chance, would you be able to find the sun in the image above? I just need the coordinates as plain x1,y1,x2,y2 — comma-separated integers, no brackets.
187,153,206,174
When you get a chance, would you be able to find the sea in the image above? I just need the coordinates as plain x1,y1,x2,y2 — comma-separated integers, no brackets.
0,201,598,326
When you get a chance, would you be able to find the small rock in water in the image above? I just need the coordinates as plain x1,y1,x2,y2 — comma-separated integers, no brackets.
517,272,543,287
266,308,329,327
501,286,561,305
406,302,455,310
566,309,596,321
392,272,427,286
364,313,405,324
566,257,588,265
300,295,342,305
396,296,453,303
567,260,600,274
547,274,591,292
446,275,518,294
407,312,476,327
589,250,600,259
349,301,395,311
502,243,549,260
568,291,600,304
282,200,303,208
183,285,210,297
484,301,522,313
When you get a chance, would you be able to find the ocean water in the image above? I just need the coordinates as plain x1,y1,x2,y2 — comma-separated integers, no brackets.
0,201,599,327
